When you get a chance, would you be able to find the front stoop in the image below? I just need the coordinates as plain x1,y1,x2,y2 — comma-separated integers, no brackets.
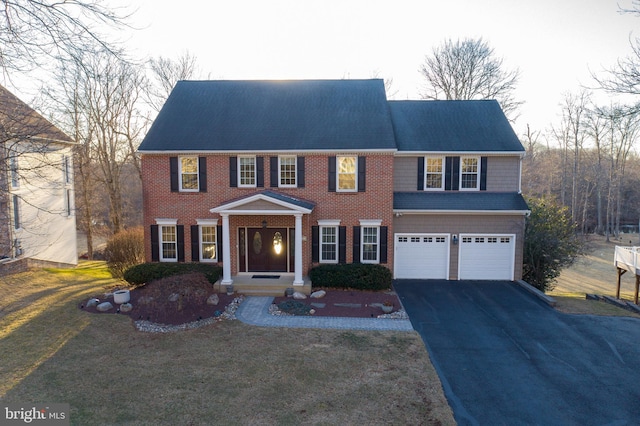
214,275,312,297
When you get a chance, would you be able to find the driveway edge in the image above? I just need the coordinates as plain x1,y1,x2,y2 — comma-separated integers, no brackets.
515,280,557,307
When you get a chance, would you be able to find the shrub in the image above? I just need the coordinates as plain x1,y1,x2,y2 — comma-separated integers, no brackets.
123,262,222,286
309,263,392,291
104,227,145,278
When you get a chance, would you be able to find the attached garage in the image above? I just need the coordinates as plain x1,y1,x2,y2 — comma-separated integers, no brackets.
394,234,449,279
458,234,515,280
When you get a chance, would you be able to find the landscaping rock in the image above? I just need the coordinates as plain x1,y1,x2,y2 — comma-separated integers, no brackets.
86,298,100,308
120,303,133,313
310,290,326,298
168,293,180,302
96,302,113,312
293,292,307,299
310,302,326,309
138,296,154,305
207,294,220,305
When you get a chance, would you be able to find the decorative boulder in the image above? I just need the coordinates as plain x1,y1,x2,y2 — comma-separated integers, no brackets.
293,291,307,299
119,303,133,313
86,298,100,308
310,290,326,299
207,294,220,305
96,302,113,312
168,293,180,302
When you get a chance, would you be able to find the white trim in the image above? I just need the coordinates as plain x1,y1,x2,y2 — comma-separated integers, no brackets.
459,156,480,191
360,224,380,264
211,193,313,214
238,155,257,188
158,223,178,263
319,224,339,264
318,219,341,226
196,218,219,226
458,233,516,281
278,155,297,188
359,219,382,226
424,155,445,191
394,233,450,280
178,155,199,192
155,218,178,225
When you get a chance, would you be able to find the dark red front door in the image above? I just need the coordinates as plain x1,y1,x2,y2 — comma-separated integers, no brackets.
246,228,288,272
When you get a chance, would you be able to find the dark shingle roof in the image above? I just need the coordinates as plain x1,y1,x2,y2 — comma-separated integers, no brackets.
394,192,529,212
388,100,524,152
261,190,316,211
0,85,72,144
138,79,396,152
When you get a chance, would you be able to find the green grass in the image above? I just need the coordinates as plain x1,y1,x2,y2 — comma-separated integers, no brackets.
0,262,455,425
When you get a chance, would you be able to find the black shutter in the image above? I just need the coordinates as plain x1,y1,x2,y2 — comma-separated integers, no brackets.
270,157,278,187
191,225,199,262
379,226,388,264
358,156,366,192
198,157,207,192
328,156,336,192
177,225,185,262
297,156,305,188
311,226,319,263
150,225,159,261
170,157,178,192
480,156,488,191
217,225,223,261
229,156,237,187
352,226,361,264
256,156,264,187
338,226,347,264
417,157,425,190
445,156,460,191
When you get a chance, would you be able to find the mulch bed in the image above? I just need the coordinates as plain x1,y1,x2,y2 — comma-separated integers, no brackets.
80,272,402,324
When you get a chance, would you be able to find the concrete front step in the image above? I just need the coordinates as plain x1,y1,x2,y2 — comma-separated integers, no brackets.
214,276,312,296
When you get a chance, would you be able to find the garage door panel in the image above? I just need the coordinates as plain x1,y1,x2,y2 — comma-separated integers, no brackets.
459,235,514,280
395,234,448,279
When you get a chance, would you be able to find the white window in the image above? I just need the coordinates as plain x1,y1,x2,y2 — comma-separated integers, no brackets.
337,156,357,192
179,156,199,191
10,155,19,189
279,156,296,187
425,156,444,190
160,225,178,262
460,157,480,190
359,220,381,264
239,156,256,187
321,226,338,263
200,226,217,262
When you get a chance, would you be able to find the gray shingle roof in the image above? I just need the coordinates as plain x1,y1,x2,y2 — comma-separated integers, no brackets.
394,192,529,212
261,190,316,211
138,79,397,152
389,100,524,152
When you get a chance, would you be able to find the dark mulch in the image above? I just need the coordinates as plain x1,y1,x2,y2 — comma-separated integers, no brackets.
80,273,401,324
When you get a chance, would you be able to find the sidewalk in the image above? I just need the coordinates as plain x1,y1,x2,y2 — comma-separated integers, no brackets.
236,296,414,331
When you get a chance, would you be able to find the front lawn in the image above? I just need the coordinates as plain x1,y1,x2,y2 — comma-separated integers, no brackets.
0,262,455,425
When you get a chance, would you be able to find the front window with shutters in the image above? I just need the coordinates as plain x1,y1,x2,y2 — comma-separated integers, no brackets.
200,225,217,262
160,225,177,261
361,226,379,263
239,156,256,187
425,156,444,190
337,156,357,192
320,226,338,263
279,156,296,187
460,157,480,190
179,156,199,191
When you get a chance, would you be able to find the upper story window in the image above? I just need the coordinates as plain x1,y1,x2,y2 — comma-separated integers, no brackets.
425,156,444,190
337,156,357,192
10,155,19,189
239,156,256,187
279,156,296,187
179,156,199,191
460,157,480,190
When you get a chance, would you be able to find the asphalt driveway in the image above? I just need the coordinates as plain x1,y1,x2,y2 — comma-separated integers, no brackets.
394,280,640,426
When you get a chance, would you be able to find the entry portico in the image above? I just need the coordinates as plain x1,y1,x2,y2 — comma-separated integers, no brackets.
211,190,315,287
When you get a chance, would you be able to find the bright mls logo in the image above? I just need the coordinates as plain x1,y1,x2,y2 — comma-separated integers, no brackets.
1,404,69,425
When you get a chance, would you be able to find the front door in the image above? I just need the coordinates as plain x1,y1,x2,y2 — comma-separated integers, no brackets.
246,228,288,272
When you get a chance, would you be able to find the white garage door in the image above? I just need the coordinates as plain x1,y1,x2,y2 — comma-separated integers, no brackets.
395,234,449,279
458,235,515,280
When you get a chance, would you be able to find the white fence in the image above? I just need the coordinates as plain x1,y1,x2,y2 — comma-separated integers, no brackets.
614,246,640,273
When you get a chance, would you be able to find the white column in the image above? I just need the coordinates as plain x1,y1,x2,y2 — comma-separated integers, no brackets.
221,213,233,285
293,213,304,285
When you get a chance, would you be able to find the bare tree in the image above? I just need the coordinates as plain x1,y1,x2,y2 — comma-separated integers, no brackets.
419,37,523,120
147,52,200,112
0,0,130,74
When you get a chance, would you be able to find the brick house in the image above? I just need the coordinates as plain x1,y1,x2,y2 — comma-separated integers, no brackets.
138,79,528,293
1,85,77,274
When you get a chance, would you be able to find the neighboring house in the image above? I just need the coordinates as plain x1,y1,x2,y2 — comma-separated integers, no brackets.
138,79,528,292
0,85,77,273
